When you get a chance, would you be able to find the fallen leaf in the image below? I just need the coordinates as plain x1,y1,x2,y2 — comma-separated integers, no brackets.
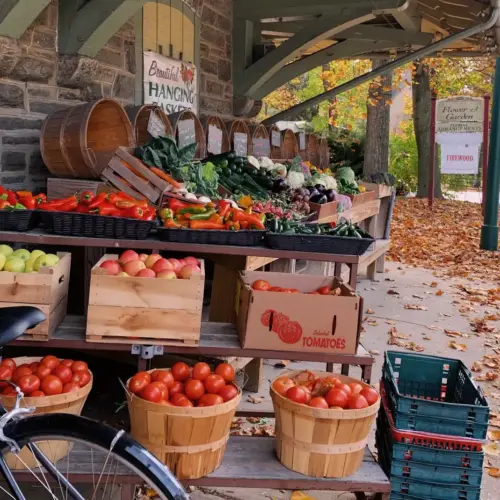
445,330,464,337
471,361,483,372
430,282,438,288
412,294,424,299
489,430,500,441
247,395,265,404
367,321,378,326
487,467,500,478
387,289,400,295
389,327,409,339
427,325,443,331
404,304,428,311
366,308,375,314
435,290,444,296
449,341,467,351
485,442,500,456
274,360,290,368
369,349,380,356
475,372,499,381
422,336,432,340
291,493,317,500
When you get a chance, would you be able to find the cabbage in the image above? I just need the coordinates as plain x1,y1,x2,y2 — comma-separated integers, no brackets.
336,167,357,187
247,156,260,169
320,174,337,190
259,156,274,169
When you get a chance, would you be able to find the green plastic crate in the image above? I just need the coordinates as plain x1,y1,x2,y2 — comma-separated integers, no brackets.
391,476,481,500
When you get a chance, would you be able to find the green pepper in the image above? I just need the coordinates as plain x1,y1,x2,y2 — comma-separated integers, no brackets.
159,208,174,220
178,206,209,215
189,209,216,220
13,203,26,210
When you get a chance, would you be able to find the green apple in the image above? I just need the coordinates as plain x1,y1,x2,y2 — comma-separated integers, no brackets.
0,245,13,258
45,254,60,266
30,250,46,261
24,258,36,273
4,257,25,273
0,253,6,271
12,249,31,261
33,254,59,272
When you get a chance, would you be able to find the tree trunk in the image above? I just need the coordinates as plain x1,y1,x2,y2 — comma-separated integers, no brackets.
321,63,337,128
363,59,392,177
412,62,442,197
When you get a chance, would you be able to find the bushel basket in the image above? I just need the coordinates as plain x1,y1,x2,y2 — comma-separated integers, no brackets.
158,228,265,246
0,210,38,231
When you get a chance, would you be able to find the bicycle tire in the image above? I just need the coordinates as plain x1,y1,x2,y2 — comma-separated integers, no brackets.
0,413,188,500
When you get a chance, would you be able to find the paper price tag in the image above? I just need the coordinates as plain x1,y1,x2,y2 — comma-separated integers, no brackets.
147,110,167,138
177,119,196,148
234,132,248,156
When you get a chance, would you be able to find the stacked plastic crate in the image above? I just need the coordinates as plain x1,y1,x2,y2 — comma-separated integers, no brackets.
377,351,489,500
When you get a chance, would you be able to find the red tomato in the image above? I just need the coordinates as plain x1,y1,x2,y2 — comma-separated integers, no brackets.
158,400,174,406
303,386,312,403
171,393,189,405
204,374,226,394
35,365,51,381
360,387,379,406
52,366,73,385
272,377,295,397
218,384,238,402
185,379,205,401
347,394,369,410
41,375,63,396
30,390,45,397
252,280,270,291
286,386,308,404
151,370,175,389
60,359,74,368
325,388,348,409
335,383,352,397
62,383,80,394
317,286,331,295
150,381,168,401
293,370,316,386
349,383,364,395
1,358,16,371
73,371,91,388
71,361,88,373
171,362,190,381
198,394,223,406
2,386,17,396
312,376,338,397
269,286,283,292
29,362,39,372
0,366,12,381
308,397,329,409
308,292,320,295
140,383,162,403
174,397,193,407
40,355,59,370
128,373,150,394
192,362,211,381
288,289,300,294
215,363,235,382
12,366,32,383
18,375,40,394
169,381,184,396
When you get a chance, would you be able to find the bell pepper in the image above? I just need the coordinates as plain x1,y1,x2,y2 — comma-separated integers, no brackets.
189,209,216,221
38,202,56,211
107,192,136,204
88,193,107,209
80,190,95,205
34,193,47,205
231,210,265,230
121,206,144,219
225,221,241,231
0,200,11,209
217,200,231,219
159,208,174,220
18,194,35,210
168,198,193,212
142,207,156,221
75,204,90,214
189,220,225,230
0,191,18,205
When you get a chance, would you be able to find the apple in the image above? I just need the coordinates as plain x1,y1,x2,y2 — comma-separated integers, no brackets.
33,254,59,272
168,258,183,273
118,272,129,277
145,254,162,269
183,256,200,267
118,250,139,265
4,257,25,273
30,250,45,261
179,264,201,279
139,254,148,262
24,258,36,273
157,270,177,279
123,260,146,277
152,258,174,274
0,253,5,271
12,249,31,261
100,260,121,275
0,245,13,258
136,268,156,278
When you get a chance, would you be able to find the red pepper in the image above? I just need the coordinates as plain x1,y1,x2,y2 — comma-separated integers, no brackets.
122,206,144,219
38,202,56,211
57,199,78,212
34,194,47,205
45,195,78,208
189,220,225,230
218,200,231,219
18,195,35,210
142,207,156,221
0,200,11,209
0,187,6,196
16,191,32,198
168,198,193,213
80,190,95,205
88,193,107,209
75,204,90,214
231,210,265,230
90,202,117,216
1,191,18,205
164,218,183,228
239,221,249,230
115,199,148,209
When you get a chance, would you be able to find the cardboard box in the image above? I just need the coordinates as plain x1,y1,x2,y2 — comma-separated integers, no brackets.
236,271,361,354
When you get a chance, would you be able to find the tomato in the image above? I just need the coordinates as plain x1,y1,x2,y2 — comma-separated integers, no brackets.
215,363,235,382
204,374,225,394
293,371,316,386
171,362,190,381
35,365,52,381
60,359,74,368
150,381,168,401
174,397,193,407
169,381,184,396
335,383,352,397
62,383,80,394
252,280,270,291
41,375,63,396
312,376,338,397
308,292,320,295
360,387,379,406
198,394,223,406
158,400,173,406
151,370,174,389
73,371,91,388
286,386,308,404
2,386,17,396
349,383,364,395
269,286,282,292
1,358,16,371
71,361,88,373
317,286,331,295
308,397,329,409
40,355,59,370
29,362,39,372
30,390,45,397
185,379,205,401
0,366,12,381
303,386,312,403
12,366,32,383
140,383,162,403
218,384,238,402
325,388,348,409
171,393,189,405
272,376,295,397
288,289,300,294
192,362,211,381
52,366,73,385
347,394,369,410
128,373,150,394
18,375,40,394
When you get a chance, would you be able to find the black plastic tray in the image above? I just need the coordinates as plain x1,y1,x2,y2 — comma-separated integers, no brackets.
40,211,155,240
265,232,374,255
0,210,38,232
158,228,265,246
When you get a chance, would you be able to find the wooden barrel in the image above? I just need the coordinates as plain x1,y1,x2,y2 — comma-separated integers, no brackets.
268,124,283,159
319,137,330,169
41,98,135,179
250,124,270,158
282,129,299,160
227,119,251,157
126,104,173,146
202,115,230,155
307,134,320,166
126,373,241,479
168,110,205,159
271,371,380,478
0,356,92,470
296,131,308,160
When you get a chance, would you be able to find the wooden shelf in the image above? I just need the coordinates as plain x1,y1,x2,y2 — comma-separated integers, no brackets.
317,199,381,224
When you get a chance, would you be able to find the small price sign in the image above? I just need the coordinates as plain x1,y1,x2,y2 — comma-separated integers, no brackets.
177,119,196,148
207,124,223,154
252,137,269,157
234,132,248,156
299,132,306,151
271,130,281,148
147,109,167,138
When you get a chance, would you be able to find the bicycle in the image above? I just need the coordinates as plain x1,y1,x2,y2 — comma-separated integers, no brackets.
0,306,189,500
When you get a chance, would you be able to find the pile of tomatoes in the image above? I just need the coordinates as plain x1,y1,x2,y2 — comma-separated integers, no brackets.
0,356,91,397
128,362,238,407
252,280,340,296
272,371,379,410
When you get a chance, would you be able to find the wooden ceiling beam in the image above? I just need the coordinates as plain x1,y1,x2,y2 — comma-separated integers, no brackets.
0,0,50,38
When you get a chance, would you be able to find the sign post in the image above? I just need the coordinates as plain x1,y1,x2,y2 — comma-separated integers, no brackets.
429,97,437,209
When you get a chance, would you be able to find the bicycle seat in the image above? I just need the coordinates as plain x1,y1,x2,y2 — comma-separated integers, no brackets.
0,307,46,347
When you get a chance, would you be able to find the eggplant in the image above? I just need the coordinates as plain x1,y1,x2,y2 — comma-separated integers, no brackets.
310,194,327,204
272,178,288,193
314,184,325,192
308,187,320,198
324,189,337,202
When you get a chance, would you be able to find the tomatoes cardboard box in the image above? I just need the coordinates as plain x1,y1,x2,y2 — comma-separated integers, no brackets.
235,271,362,354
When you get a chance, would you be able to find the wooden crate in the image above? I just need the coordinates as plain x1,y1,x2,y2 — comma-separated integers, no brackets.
359,182,393,199
309,200,338,221
47,178,106,200
0,252,71,341
347,190,376,207
86,255,205,345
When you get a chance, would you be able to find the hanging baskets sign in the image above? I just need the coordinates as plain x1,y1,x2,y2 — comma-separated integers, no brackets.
143,51,197,114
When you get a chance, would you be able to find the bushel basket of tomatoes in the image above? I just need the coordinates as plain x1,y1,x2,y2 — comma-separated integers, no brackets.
0,356,93,411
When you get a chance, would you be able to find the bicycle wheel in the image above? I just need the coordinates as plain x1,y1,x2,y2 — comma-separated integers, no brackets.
0,413,188,500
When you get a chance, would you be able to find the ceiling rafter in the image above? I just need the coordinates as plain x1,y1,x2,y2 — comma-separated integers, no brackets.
0,0,50,38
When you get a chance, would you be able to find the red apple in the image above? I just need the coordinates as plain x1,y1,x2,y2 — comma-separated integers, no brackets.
184,256,199,267
152,258,174,274
123,260,146,277
179,264,201,279
100,260,121,275
119,250,139,265
157,270,177,279
136,268,156,278
145,254,163,269
139,254,148,262
168,258,183,273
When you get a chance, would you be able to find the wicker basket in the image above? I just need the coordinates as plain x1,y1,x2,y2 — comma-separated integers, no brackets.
126,104,173,146
0,356,92,470
282,129,299,160
126,372,241,479
202,115,230,155
319,137,330,169
307,134,320,166
268,124,283,159
227,119,251,156
271,371,380,478
168,110,206,159
250,124,270,157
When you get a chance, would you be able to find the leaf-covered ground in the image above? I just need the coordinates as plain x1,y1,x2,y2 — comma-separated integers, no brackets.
388,198,500,282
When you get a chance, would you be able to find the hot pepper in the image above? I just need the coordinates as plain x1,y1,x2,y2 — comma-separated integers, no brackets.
177,206,208,215
45,195,79,209
88,193,107,209
164,218,184,229
18,194,35,210
189,220,225,230
168,198,193,212
75,204,90,214
217,200,231,219
38,202,56,211
231,210,265,230
209,214,223,224
80,190,95,205
189,209,216,221
159,208,174,220
121,206,144,219
225,221,241,231
90,202,117,216
239,221,249,230
16,191,32,198
57,198,78,212
0,200,11,209
115,199,148,209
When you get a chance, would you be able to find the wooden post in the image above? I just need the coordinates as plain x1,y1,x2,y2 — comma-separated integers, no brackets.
482,95,490,211
428,97,437,209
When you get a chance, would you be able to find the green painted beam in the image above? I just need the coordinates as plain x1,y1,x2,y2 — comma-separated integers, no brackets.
0,0,50,38
235,9,376,98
